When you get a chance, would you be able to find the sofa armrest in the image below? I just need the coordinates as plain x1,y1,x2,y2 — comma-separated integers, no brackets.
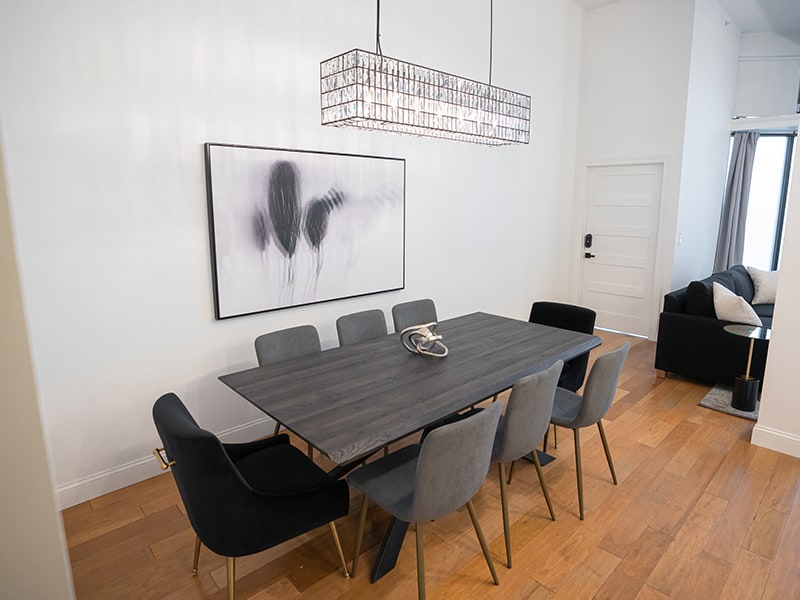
655,311,768,385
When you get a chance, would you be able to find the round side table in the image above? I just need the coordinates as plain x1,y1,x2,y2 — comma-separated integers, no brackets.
723,324,770,412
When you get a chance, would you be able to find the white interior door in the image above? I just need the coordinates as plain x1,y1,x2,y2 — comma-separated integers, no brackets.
580,163,662,337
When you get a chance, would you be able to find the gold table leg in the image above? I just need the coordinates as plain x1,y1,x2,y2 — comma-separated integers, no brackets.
745,338,754,380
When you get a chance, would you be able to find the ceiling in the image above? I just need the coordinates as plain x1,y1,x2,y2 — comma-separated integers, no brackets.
573,0,800,34
717,0,800,33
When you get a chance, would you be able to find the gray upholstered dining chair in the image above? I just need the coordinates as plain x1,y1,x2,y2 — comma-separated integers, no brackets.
546,342,630,520
392,298,438,332
491,360,562,568
254,325,321,456
348,401,503,600
336,309,388,346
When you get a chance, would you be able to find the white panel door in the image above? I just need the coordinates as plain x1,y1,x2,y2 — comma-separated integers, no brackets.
580,163,663,337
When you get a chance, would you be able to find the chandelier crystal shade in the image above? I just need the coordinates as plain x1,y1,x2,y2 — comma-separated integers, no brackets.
320,48,531,146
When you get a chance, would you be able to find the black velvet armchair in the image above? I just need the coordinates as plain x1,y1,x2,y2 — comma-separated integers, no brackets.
529,301,597,392
152,392,350,600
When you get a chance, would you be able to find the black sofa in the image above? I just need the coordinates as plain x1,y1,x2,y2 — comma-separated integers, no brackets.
654,265,772,386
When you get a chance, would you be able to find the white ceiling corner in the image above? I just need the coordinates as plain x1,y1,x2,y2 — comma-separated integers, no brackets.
572,0,800,35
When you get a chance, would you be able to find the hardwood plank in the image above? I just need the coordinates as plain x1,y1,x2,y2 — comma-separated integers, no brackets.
549,547,619,599
761,476,800,600
646,493,729,597
718,549,772,600
742,506,787,559
703,448,778,563
635,585,672,600
595,527,672,600
648,439,729,537
671,550,731,600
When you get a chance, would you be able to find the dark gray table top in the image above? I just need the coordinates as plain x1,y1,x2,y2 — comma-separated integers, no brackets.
219,311,601,464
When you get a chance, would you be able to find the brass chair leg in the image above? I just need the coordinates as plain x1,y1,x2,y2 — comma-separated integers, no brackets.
498,463,512,568
192,535,201,574
416,522,426,600
272,421,281,436
351,496,369,577
466,500,499,585
506,460,515,485
226,556,235,600
543,428,549,453
553,425,558,449
574,428,584,520
597,421,617,484
532,449,556,521
328,522,350,578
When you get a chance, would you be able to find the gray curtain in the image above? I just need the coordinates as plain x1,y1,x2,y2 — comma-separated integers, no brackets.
713,130,760,271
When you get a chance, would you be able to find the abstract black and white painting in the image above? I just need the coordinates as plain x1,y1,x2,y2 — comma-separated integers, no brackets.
205,143,405,319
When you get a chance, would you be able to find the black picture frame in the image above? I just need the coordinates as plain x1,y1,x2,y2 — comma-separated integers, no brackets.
204,143,406,319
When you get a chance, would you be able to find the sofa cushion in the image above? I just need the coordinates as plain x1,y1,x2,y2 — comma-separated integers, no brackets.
663,287,686,313
753,304,774,318
685,273,734,317
684,265,754,317
712,282,762,326
748,266,779,304
685,280,719,317
728,264,755,301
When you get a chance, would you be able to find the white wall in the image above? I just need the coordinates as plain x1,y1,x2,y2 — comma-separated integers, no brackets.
734,32,800,117
673,0,741,288
0,0,583,506
0,139,74,598
752,127,800,457
570,0,695,336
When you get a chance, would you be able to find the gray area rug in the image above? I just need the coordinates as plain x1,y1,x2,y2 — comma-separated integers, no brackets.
699,384,759,422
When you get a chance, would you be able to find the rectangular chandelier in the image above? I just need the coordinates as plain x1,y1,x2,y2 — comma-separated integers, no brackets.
320,48,531,146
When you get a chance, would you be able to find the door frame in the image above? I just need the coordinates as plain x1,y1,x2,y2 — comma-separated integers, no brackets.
570,156,676,341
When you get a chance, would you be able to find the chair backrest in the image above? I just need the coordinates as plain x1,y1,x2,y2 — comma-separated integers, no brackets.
410,400,503,522
254,325,321,366
392,299,438,332
152,393,253,555
492,360,563,464
336,309,388,346
573,342,630,428
529,301,597,392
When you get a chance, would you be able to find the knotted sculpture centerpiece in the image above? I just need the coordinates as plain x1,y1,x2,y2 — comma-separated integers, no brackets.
399,322,448,358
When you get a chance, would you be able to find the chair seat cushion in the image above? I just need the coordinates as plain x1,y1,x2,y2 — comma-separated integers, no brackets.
550,387,583,428
235,443,331,493
348,444,420,522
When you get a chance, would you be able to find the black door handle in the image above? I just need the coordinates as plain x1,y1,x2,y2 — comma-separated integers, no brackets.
584,252,596,259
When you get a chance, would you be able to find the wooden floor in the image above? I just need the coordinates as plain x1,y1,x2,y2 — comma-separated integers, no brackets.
63,332,800,599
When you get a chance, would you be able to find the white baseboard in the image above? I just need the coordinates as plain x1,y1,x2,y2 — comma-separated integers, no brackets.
56,416,275,509
751,424,800,459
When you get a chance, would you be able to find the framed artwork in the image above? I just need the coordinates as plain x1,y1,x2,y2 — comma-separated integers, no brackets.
204,143,405,319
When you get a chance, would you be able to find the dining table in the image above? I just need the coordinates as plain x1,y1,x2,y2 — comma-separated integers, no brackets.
219,311,602,581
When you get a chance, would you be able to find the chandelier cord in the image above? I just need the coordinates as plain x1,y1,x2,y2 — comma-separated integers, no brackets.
376,0,383,56
489,0,493,85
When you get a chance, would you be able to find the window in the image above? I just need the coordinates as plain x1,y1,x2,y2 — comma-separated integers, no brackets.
741,133,796,270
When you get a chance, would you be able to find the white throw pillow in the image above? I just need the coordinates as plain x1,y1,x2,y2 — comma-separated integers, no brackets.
712,282,762,326
747,266,779,305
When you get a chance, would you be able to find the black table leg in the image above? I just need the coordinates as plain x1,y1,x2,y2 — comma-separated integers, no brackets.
370,517,409,582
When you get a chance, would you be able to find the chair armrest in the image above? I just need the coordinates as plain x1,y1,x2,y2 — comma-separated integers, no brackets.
252,477,350,500
224,433,290,463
